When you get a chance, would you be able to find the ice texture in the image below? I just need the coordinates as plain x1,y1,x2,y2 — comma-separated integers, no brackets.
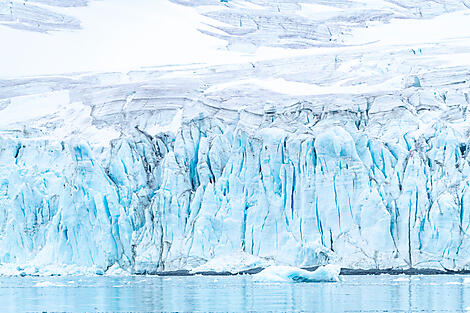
1,95,470,273
1,0,470,275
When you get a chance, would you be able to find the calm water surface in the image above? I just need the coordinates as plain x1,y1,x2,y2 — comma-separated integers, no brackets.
1,274,470,312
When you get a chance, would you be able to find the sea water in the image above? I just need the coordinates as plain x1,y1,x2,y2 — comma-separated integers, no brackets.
1,274,470,312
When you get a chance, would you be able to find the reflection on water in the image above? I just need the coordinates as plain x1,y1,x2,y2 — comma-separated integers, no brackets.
1,274,470,312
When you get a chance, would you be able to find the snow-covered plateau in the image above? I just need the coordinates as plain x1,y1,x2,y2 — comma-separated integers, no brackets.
1,0,470,275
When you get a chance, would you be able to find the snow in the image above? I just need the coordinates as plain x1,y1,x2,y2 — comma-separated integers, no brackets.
2,0,467,79
0,91,68,127
253,265,340,283
205,76,404,96
0,89,121,146
349,10,470,46
297,3,343,19
0,0,233,77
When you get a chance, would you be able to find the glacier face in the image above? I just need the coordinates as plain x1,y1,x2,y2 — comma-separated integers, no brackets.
1,0,470,274
1,87,470,272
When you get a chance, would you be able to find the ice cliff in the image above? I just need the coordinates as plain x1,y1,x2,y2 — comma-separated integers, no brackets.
1,86,470,273
1,0,470,274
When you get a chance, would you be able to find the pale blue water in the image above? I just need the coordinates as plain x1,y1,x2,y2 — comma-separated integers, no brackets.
1,275,470,312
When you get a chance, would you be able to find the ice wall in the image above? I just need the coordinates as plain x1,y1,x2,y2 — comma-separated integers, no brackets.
2,0,470,274
1,91,470,272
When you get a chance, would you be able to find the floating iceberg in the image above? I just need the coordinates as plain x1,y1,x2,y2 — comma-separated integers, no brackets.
33,281,67,288
253,265,341,283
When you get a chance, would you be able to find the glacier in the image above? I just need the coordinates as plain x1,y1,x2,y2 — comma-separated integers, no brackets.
1,0,470,275
1,85,470,273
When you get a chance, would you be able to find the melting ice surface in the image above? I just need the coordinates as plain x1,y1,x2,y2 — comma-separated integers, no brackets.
2,275,470,312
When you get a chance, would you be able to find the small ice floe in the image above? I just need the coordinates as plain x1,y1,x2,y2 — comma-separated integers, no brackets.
253,265,340,283
463,277,470,284
444,282,460,285
393,277,410,282
33,281,66,287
